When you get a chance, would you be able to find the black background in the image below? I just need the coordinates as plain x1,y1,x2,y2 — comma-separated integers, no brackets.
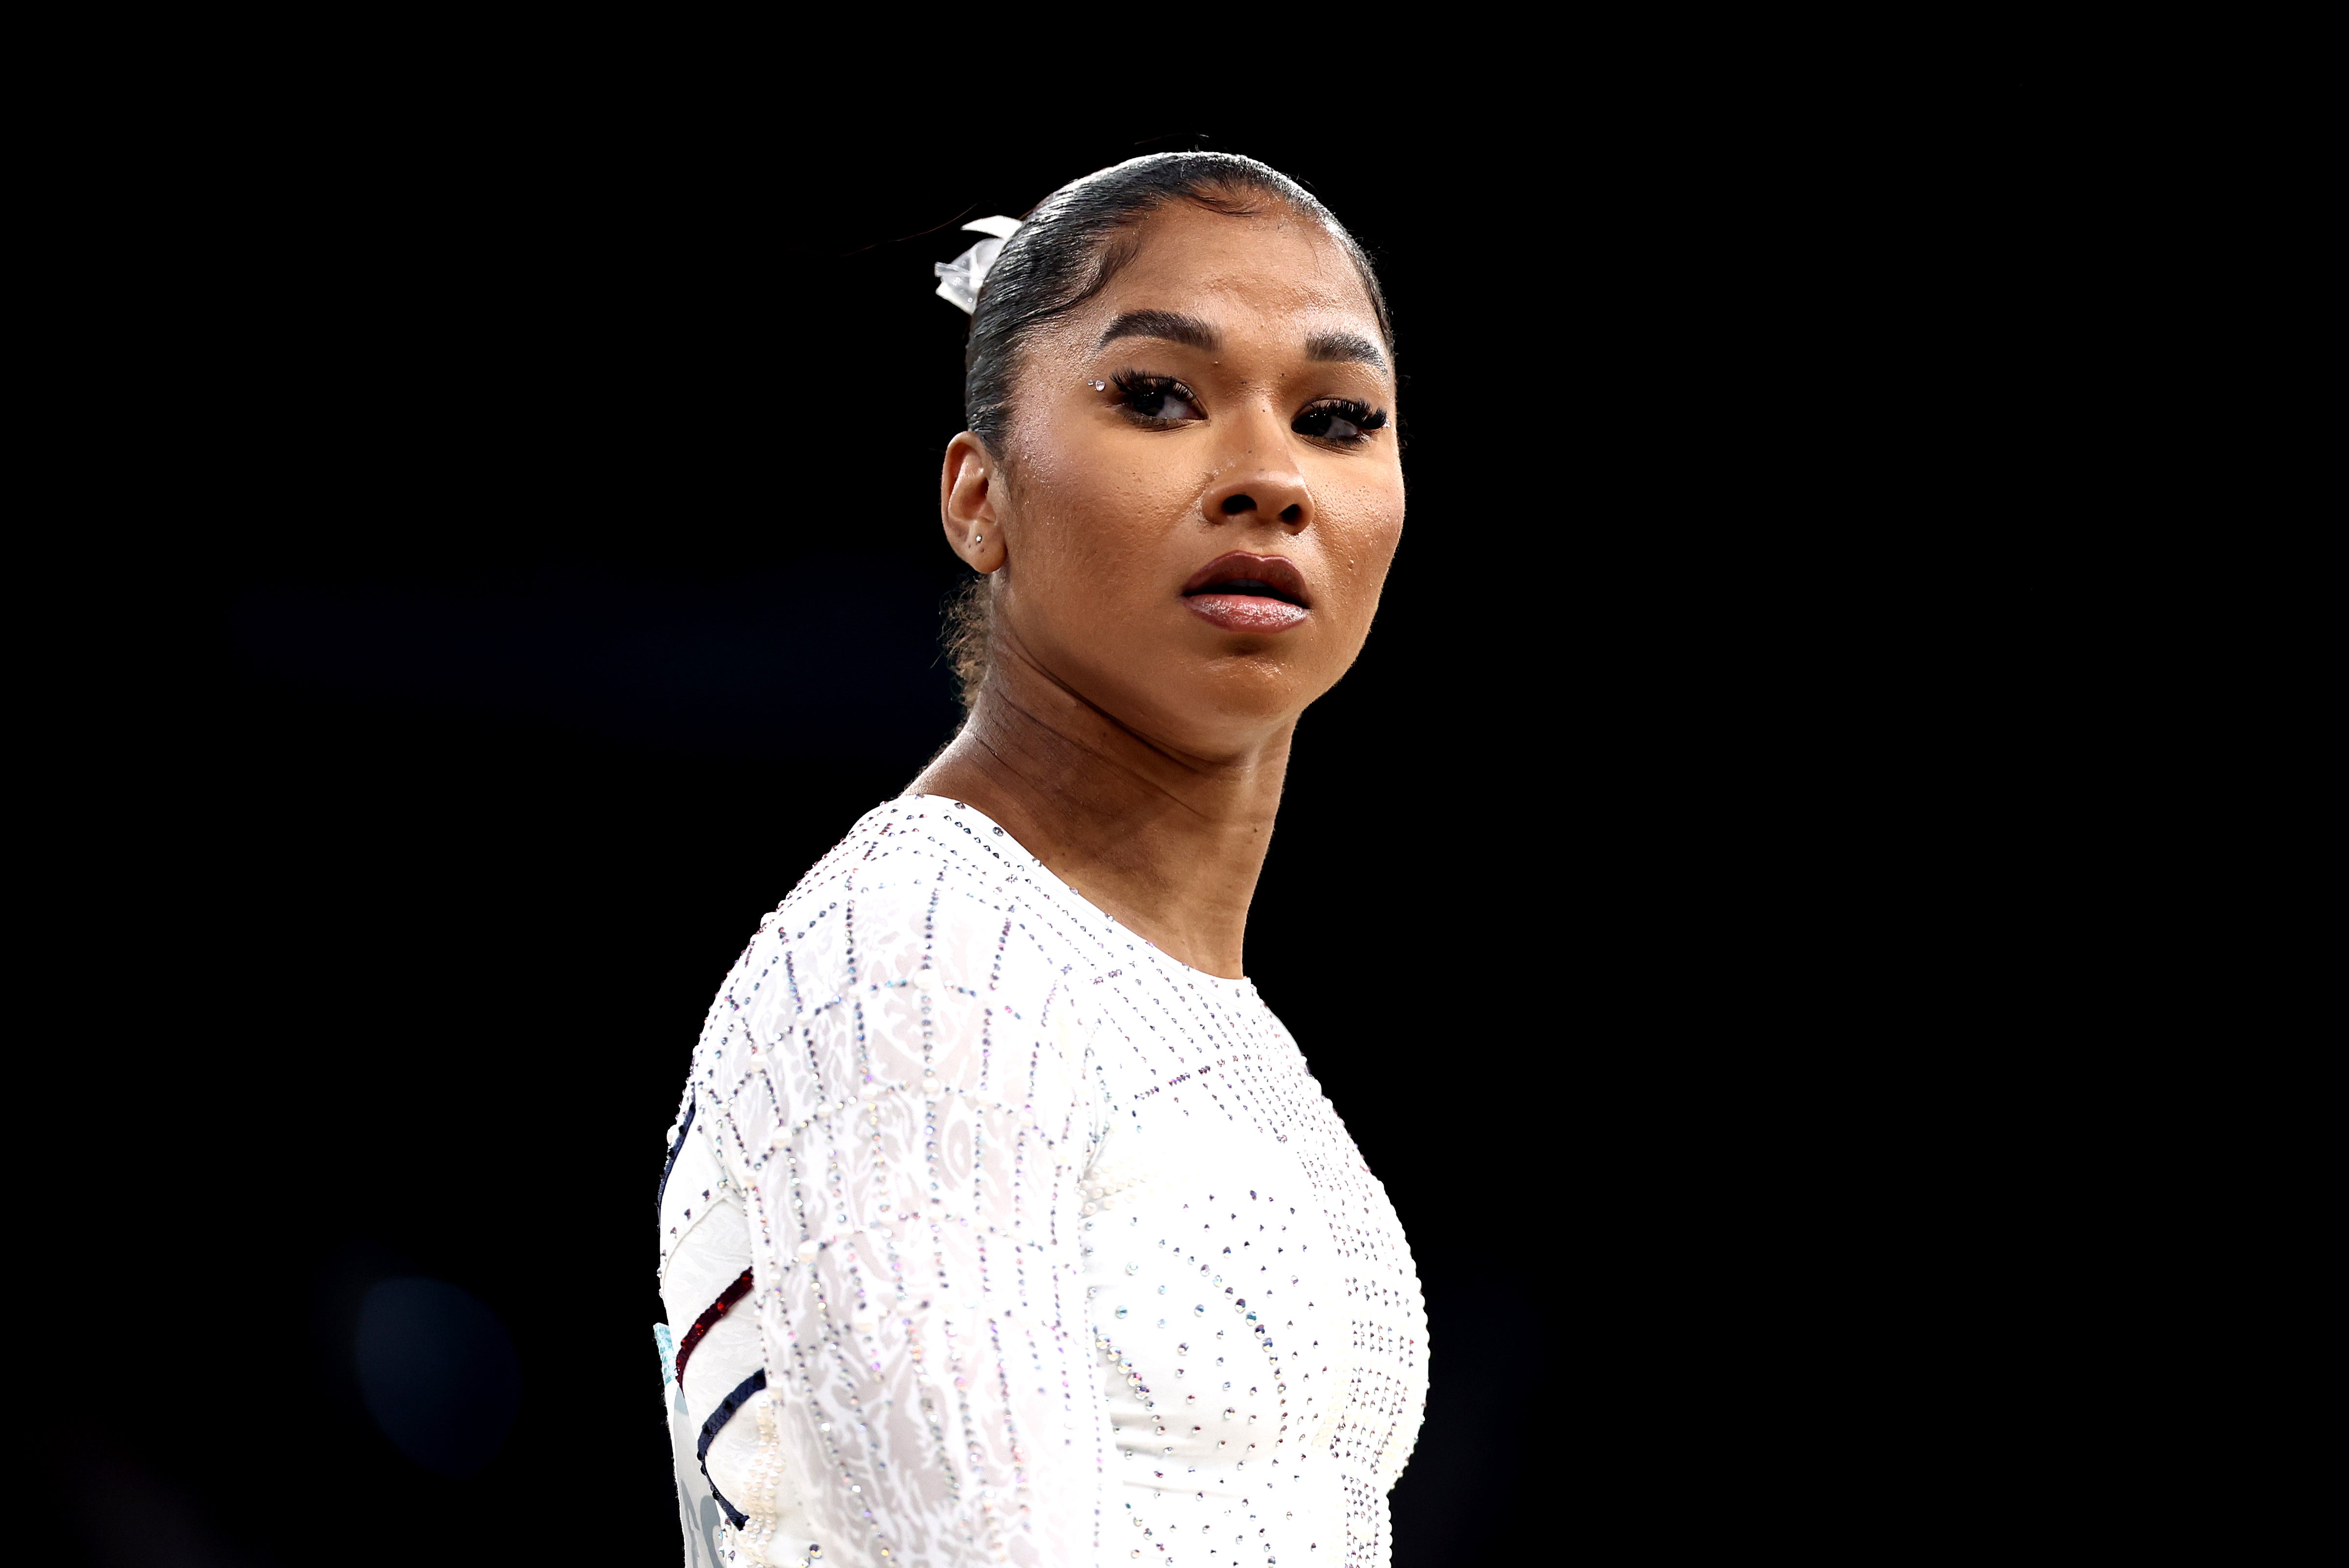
35,79,2075,1567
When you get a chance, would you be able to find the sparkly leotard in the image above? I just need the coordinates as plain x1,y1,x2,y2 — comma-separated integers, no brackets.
656,795,1427,1567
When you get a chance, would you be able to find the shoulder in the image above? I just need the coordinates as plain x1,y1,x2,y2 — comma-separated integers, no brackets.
690,799,1102,1103
766,796,1116,1000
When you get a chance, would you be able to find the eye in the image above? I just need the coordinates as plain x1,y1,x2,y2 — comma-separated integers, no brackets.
1292,399,1388,445
1111,372,1203,426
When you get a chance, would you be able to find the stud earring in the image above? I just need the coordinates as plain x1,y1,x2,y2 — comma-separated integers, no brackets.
973,533,984,547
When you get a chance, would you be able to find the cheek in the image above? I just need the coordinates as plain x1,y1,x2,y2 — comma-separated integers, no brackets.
1326,475,1407,596
1019,428,1197,584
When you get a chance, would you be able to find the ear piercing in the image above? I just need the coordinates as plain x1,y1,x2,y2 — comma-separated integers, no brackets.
973,533,984,546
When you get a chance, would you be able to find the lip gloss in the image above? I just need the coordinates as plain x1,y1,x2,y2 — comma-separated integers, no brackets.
1182,595,1310,633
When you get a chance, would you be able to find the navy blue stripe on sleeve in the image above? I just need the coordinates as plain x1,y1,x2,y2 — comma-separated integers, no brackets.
695,1369,768,1530
657,1093,697,1218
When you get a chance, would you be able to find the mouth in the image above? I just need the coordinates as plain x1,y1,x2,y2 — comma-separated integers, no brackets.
1181,553,1310,607
1180,552,1313,635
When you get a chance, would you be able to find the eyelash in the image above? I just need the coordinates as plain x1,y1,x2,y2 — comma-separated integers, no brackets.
1296,398,1389,446
1108,372,1390,447
1110,371,1197,427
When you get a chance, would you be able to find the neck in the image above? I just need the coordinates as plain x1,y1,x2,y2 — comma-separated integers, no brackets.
909,639,1290,980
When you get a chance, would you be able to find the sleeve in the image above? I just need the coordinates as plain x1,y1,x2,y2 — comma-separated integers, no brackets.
694,894,1111,1567
656,1096,761,1565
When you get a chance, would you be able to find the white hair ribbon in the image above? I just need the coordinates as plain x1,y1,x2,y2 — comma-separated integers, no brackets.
934,215,1023,314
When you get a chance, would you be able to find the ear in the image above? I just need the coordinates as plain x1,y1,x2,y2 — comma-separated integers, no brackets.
940,433,1006,574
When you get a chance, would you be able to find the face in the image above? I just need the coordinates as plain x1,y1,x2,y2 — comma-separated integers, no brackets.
942,199,1405,761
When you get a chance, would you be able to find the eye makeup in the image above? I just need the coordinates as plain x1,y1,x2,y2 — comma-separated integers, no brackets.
1103,372,1389,447
1110,371,1203,426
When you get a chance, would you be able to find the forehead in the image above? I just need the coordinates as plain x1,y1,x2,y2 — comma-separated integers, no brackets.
1074,201,1382,346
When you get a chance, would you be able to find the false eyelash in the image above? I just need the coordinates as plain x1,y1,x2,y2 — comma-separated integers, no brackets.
1307,398,1387,432
1111,370,1197,405
1292,397,1389,447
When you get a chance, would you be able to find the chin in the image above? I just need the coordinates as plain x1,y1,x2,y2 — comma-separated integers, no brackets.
1147,656,1320,747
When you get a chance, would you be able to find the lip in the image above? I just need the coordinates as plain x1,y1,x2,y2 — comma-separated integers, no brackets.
1180,552,1313,634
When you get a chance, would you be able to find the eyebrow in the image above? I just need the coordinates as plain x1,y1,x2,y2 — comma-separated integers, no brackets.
1094,309,1391,374
1096,309,1220,353
1305,330,1388,372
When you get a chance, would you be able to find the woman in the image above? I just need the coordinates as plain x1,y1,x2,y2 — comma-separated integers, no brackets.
655,152,1426,1568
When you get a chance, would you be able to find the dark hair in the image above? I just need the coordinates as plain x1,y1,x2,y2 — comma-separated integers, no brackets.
944,152,1394,709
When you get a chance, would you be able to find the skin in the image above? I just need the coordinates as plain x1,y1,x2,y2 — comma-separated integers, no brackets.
910,198,1405,979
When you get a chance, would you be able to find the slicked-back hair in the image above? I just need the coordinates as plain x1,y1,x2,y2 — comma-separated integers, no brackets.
943,152,1393,709
963,152,1392,455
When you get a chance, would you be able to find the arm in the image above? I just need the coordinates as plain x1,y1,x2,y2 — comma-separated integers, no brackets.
694,897,1108,1566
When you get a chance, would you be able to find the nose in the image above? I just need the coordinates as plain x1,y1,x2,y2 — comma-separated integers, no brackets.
1200,458,1313,531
